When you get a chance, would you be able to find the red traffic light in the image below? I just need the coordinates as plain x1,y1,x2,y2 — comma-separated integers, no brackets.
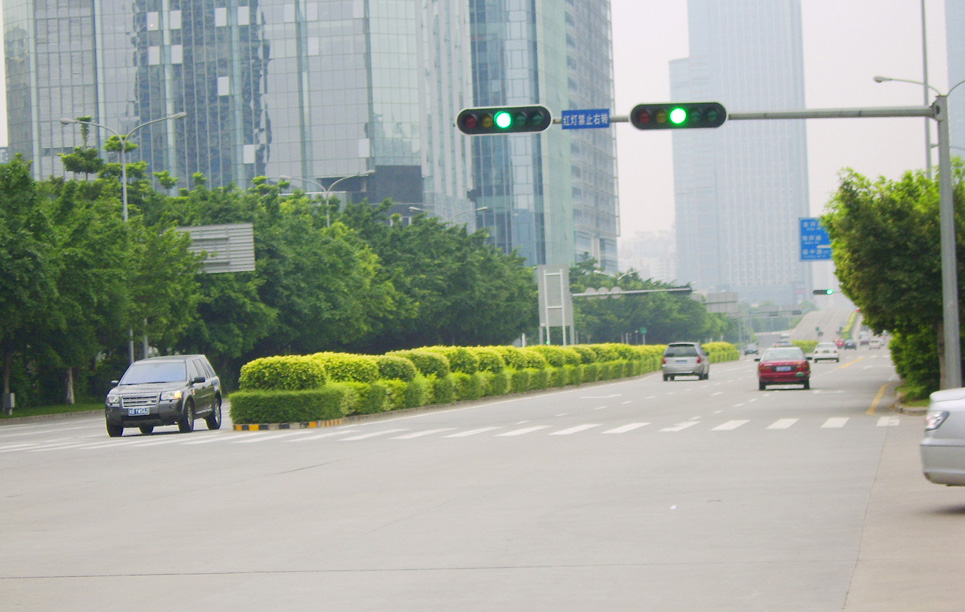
630,102,726,130
457,105,552,135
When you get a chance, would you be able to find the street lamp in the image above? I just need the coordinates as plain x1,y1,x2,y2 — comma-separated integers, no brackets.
280,171,374,227
60,112,187,363
874,76,965,388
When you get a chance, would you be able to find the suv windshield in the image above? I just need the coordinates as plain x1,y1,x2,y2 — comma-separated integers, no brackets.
120,361,188,384
664,345,698,357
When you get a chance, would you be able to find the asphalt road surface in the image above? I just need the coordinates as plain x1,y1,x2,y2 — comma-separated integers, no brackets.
2,351,963,611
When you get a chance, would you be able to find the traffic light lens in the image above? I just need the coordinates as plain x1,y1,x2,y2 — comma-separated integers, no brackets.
456,105,552,135
629,102,727,131
669,107,687,124
494,111,512,129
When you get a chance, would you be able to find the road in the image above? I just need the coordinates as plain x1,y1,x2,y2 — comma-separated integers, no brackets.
2,351,963,611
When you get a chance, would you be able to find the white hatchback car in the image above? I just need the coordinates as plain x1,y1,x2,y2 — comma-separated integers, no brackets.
811,342,840,363
921,388,965,486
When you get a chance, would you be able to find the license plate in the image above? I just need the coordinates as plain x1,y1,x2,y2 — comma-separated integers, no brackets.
675,359,688,363
775,366,792,372
128,407,150,416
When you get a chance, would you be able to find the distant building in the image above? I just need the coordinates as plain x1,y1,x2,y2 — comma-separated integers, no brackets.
4,0,618,271
618,230,677,284
670,0,811,305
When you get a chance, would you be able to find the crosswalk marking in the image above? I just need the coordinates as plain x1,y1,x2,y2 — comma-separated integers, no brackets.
497,426,552,437
661,422,700,432
877,416,900,427
231,431,317,444
712,420,749,431
445,427,502,438
603,423,650,434
822,418,849,429
767,418,799,430
290,429,361,441
392,428,457,439
340,429,409,441
550,424,601,436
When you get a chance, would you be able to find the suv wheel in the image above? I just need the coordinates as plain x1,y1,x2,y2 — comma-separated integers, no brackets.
205,397,222,430
106,422,123,437
178,400,195,433
139,426,154,435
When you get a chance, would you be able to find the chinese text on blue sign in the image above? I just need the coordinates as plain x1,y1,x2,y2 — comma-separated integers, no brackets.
800,218,832,261
561,109,610,130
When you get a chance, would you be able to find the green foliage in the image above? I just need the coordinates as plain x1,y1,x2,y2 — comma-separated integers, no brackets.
313,352,380,383
376,355,418,382
468,347,506,373
528,345,567,367
517,348,548,369
341,381,389,415
486,370,511,396
432,374,456,404
704,342,741,362
452,372,486,401
382,378,409,410
488,346,527,369
791,340,818,356
510,368,531,393
890,330,941,399
422,346,479,374
405,376,433,408
386,349,450,378
238,355,327,391
228,388,348,424
570,345,598,364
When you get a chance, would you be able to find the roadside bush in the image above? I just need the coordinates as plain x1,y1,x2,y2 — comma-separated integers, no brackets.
570,345,598,364
405,376,433,408
530,367,549,390
376,355,417,382
342,381,389,415
487,370,511,396
229,387,348,423
469,347,506,373
313,352,379,383
564,364,581,386
423,346,479,374
528,345,567,367
432,374,456,404
704,342,740,362
382,379,409,410
238,356,327,391
510,368,530,393
452,372,486,401
582,363,599,383
387,349,450,378
489,346,527,369
890,329,940,399
517,349,549,370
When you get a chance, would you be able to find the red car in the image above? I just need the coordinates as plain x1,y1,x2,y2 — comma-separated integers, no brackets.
756,347,811,390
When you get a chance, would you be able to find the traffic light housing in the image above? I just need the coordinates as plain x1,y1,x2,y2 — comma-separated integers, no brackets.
457,105,552,135
812,289,834,295
630,102,726,130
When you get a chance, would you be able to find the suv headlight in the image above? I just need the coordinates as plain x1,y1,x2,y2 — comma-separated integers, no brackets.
160,390,184,402
925,411,949,431
106,390,121,407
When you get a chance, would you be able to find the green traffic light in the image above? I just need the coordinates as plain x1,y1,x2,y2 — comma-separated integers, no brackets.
825,289,834,295
669,107,688,125
494,111,512,130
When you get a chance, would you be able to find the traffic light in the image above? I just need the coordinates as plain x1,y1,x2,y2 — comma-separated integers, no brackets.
456,105,552,135
630,102,726,130
812,289,834,295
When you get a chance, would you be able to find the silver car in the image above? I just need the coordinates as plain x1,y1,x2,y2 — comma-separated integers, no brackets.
921,387,965,486
661,342,710,381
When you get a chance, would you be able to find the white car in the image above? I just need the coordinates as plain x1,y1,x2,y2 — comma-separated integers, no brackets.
921,388,965,486
869,338,883,349
811,342,840,363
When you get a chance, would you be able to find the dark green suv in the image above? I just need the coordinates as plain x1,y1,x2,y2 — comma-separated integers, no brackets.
104,355,223,437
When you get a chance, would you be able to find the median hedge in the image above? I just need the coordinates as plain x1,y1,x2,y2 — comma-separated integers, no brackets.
229,342,740,424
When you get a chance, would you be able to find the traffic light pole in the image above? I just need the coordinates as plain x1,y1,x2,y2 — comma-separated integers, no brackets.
725,102,960,389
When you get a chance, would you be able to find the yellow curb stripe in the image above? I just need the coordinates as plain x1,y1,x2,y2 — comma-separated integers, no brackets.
840,356,864,368
233,418,343,431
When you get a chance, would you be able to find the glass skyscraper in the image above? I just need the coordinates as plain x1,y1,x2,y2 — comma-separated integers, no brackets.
4,0,617,270
670,0,811,304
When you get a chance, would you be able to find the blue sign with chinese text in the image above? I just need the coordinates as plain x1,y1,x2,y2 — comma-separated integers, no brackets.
800,218,832,261
561,109,610,130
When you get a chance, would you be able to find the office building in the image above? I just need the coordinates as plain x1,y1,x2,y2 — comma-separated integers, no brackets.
670,0,811,304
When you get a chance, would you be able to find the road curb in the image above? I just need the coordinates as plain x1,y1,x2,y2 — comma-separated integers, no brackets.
233,418,343,431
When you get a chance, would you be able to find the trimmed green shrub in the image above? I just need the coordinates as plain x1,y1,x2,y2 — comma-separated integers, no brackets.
582,362,599,383
530,367,549,390
238,355,327,391
405,376,433,408
510,368,530,393
423,346,479,374
382,379,409,410
570,345,598,364
452,372,486,401
564,364,581,386
487,370,511,396
313,352,380,383
468,347,506,373
342,381,389,415
432,374,456,404
529,345,567,367
587,344,621,362
489,345,527,369
704,342,740,363
376,355,418,382
518,349,549,370
387,349,450,378
549,366,566,388
229,387,348,424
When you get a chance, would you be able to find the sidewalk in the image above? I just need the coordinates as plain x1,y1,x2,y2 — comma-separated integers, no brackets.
843,414,965,611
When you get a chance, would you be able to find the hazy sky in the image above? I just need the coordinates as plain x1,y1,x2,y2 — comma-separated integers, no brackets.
0,1,949,240
612,0,948,236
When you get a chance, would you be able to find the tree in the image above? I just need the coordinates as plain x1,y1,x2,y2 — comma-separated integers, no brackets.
822,167,965,390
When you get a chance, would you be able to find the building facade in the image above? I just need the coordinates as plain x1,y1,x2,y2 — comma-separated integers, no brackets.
670,0,811,305
4,0,618,271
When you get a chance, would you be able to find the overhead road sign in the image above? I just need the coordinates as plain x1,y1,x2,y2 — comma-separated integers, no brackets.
800,217,832,261
561,109,610,129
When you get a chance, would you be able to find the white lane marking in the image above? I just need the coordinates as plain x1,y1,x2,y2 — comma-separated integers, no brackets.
621,401,633,405
767,418,799,430
712,420,749,431
340,429,409,441
0,443,44,453
660,422,700,432
497,426,551,437
711,392,724,396
181,434,236,445
877,416,900,427
550,424,601,436
594,405,608,411
444,427,502,438
82,437,163,450
290,429,361,441
822,418,849,429
392,428,457,439
603,423,650,434
231,431,318,444
130,436,199,447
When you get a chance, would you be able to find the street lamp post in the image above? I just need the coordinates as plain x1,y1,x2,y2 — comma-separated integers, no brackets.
60,112,187,363
873,76,964,388
280,171,374,227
